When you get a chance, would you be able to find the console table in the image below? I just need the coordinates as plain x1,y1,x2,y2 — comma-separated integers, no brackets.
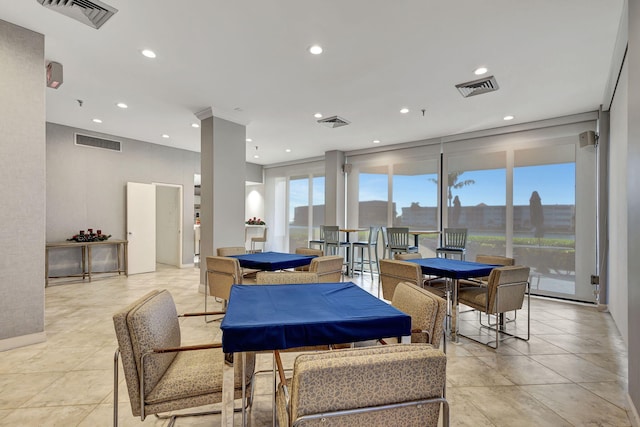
45,239,128,286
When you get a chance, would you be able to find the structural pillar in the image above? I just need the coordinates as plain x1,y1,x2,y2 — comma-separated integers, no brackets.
324,150,346,227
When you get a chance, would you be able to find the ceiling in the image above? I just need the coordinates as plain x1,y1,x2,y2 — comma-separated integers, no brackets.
1,1,625,165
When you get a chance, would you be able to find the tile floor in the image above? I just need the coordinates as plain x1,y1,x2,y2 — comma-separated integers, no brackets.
0,265,632,426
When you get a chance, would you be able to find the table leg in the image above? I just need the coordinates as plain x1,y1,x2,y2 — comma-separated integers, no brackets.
414,234,419,248
452,279,459,342
222,353,235,427
45,247,50,287
87,245,92,282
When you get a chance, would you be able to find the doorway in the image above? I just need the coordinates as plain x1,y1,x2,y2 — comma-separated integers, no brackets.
156,183,183,268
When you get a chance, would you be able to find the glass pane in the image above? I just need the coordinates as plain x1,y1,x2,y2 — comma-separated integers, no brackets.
392,160,439,256
311,176,325,239
358,169,388,227
446,153,507,261
289,176,309,251
514,162,576,298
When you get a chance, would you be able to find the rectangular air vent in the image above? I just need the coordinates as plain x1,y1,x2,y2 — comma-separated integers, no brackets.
37,0,118,29
75,133,121,152
455,75,499,98
317,115,350,128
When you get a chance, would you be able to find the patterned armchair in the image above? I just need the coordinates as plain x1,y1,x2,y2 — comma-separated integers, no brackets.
458,265,531,349
459,254,515,288
204,256,245,321
389,282,447,351
308,255,344,282
112,290,255,426
216,246,259,279
276,344,448,427
378,259,422,300
294,247,323,271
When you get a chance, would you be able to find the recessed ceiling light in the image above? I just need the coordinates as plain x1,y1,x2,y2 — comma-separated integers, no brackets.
474,67,488,75
503,115,515,121
309,45,323,55
92,118,102,123
162,134,169,138
314,113,323,118
373,140,380,144
400,108,409,114
285,149,292,153
253,155,259,159
191,123,200,128
246,138,253,142
116,102,128,109
141,49,156,59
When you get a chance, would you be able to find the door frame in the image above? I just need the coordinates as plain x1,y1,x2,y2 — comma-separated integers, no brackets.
153,182,183,268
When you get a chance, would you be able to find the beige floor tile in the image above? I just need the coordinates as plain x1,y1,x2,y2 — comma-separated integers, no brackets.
476,354,572,385
446,357,514,387
522,383,631,426
0,404,95,427
579,380,630,410
23,370,113,407
530,354,623,383
82,402,167,426
536,333,620,354
577,352,629,378
502,335,570,355
0,372,64,409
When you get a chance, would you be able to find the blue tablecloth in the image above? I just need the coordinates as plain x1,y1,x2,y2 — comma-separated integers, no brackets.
405,257,497,279
220,282,411,353
230,251,315,271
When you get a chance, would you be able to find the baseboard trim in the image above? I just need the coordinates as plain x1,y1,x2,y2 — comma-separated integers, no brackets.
628,393,640,427
0,332,46,352
181,263,195,268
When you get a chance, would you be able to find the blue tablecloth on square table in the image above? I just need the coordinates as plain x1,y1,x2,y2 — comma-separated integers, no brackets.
405,257,498,279
230,251,315,271
220,282,411,353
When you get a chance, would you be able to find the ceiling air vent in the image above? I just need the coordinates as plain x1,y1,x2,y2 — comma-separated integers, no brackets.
75,133,121,152
317,115,350,128
455,75,499,98
37,0,118,29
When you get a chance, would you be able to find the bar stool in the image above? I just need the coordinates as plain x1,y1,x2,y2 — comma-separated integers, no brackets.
386,227,418,259
350,226,380,280
323,226,350,274
309,225,326,251
250,227,267,253
435,228,467,260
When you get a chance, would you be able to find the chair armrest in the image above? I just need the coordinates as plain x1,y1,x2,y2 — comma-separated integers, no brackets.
152,342,223,354
179,311,225,317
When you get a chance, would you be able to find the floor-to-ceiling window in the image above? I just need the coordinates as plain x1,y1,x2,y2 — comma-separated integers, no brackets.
288,176,309,251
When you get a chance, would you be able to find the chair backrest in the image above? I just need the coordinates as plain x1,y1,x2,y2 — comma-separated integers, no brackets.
294,247,323,271
486,265,531,313
322,226,340,245
206,256,243,300
392,282,446,348
475,254,515,281
442,228,467,249
216,246,246,256
309,255,344,282
113,289,179,417
379,259,422,300
286,344,446,427
256,271,319,284
366,226,381,245
394,252,422,260
387,227,411,248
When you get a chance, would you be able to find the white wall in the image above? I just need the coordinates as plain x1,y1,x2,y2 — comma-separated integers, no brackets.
0,20,46,348
608,59,628,344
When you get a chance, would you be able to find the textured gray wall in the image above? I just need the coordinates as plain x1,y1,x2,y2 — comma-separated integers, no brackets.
46,123,199,271
0,20,46,341
628,0,640,414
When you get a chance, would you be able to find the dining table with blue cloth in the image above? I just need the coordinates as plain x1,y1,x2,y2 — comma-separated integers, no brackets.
404,257,499,341
221,281,412,353
229,251,316,271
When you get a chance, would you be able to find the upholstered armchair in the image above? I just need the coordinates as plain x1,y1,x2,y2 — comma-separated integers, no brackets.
216,246,259,278
379,259,422,300
294,247,323,271
112,289,255,426
308,255,344,282
205,256,246,321
459,254,515,288
457,265,531,349
276,344,448,427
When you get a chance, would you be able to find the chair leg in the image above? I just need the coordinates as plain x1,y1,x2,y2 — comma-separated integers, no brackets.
367,246,374,280
113,349,119,427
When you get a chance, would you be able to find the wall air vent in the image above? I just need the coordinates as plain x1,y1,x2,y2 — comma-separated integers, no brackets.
37,0,118,29
455,75,499,98
75,133,121,152
317,115,350,128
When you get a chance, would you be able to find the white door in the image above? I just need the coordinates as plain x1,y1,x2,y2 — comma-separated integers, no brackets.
127,182,156,274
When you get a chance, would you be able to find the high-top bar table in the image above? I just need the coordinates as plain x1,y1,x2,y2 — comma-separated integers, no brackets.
408,229,440,248
220,282,411,426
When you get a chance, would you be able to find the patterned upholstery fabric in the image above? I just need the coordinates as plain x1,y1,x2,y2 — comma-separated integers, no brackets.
113,289,255,419
256,271,319,284
206,256,243,301
458,265,530,314
216,246,246,256
294,247,323,271
308,256,344,282
379,259,422,300
394,252,422,260
459,254,515,288
276,344,446,427
392,282,446,348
